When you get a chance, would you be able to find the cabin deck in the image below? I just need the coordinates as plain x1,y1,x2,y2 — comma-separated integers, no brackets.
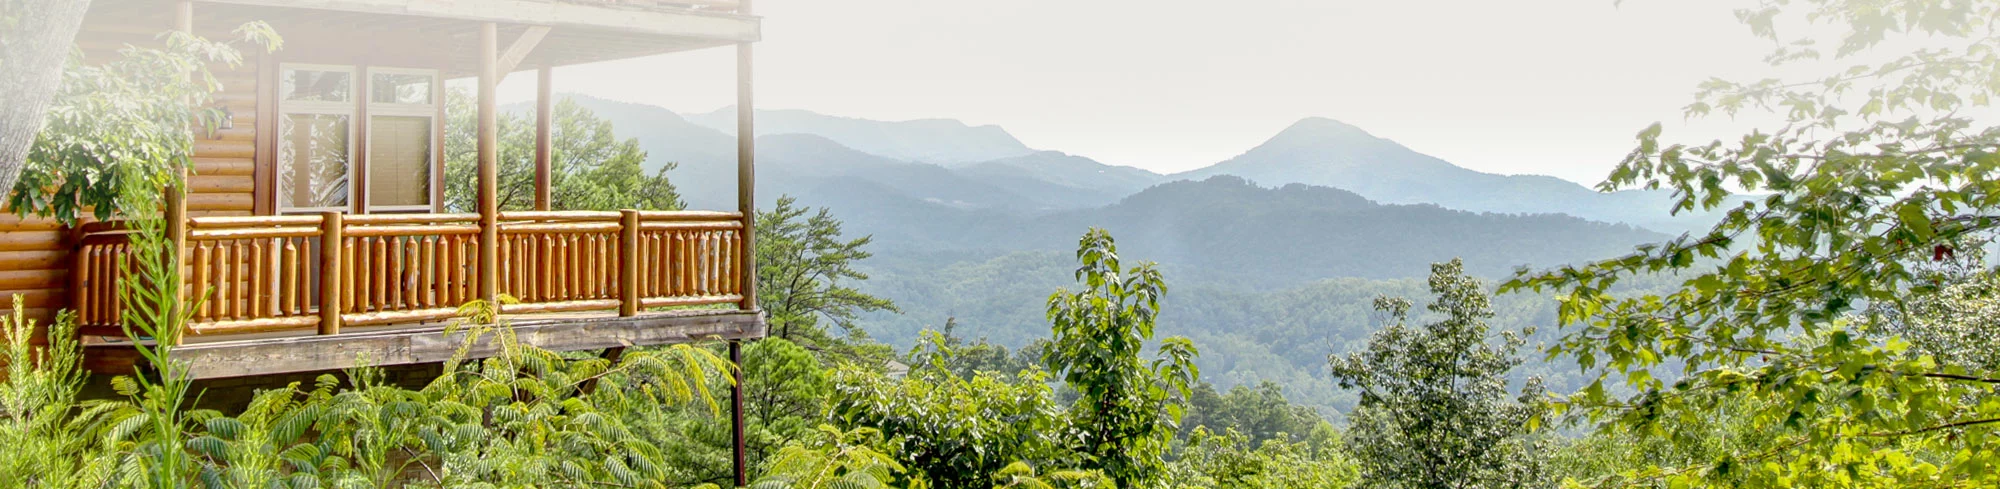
71,209,762,379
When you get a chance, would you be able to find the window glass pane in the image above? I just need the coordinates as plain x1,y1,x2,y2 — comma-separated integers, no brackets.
279,114,351,209
372,73,433,105
368,116,432,208
281,69,351,102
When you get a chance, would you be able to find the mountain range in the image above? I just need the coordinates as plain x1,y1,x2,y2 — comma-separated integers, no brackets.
546,94,1690,415
558,94,1720,235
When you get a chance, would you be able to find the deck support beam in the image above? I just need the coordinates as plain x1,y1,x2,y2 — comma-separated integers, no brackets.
476,22,500,306
496,26,552,78
534,67,554,211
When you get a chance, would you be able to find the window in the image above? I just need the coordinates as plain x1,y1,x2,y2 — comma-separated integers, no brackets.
276,65,439,213
365,69,439,211
278,65,355,212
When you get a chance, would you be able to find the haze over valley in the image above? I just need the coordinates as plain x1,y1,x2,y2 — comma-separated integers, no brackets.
536,94,1692,415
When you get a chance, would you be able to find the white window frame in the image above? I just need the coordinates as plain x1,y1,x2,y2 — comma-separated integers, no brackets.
275,63,358,214
362,67,442,213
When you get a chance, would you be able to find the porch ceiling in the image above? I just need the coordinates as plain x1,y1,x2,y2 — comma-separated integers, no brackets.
86,0,757,74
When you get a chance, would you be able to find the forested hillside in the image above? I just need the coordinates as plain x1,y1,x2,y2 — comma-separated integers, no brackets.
553,94,1669,417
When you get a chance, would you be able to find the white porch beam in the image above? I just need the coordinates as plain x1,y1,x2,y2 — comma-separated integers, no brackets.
196,0,760,42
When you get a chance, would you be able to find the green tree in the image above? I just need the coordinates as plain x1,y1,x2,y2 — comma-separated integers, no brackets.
10,24,278,223
443,92,682,213
1331,259,1548,489
1505,1,2000,486
903,318,1044,381
1178,381,1325,446
830,330,1075,489
756,196,898,354
1042,228,1199,487
1165,427,1356,489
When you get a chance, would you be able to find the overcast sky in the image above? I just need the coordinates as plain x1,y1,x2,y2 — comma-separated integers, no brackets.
499,0,1785,185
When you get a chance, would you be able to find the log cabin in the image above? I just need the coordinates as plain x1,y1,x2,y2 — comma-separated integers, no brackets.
9,1,763,467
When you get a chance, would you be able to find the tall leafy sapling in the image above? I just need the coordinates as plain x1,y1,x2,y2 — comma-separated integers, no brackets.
1042,228,1200,487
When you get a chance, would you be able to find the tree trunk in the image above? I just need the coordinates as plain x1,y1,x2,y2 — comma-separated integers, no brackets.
0,0,94,201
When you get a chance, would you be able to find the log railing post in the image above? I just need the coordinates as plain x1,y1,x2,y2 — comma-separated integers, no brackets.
534,67,554,211
318,212,343,335
619,210,640,317
476,22,501,307
735,14,758,314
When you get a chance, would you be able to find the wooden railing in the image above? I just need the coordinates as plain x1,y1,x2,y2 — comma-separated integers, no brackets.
73,229,135,330
70,210,747,340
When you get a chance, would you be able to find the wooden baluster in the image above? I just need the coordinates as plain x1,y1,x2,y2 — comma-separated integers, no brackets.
367,237,383,311
672,231,687,297
229,240,244,319
635,234,649,299
584,234,599,298
391,237,404,310
99,246,111,325
296,237,312,315
110,245,124,326
693,232,708,296
572,234,584,299
74,245,91,326
351,237,366,312
402,237,414,310
418,236,434,308
728,230,744,294
578,234,592,299
450,235,464,304
111,245,122,323
601,233,614,298
250,239,267,318
435,236,451,307
533,234,549,303
190,242,209,321
80,246,95,325
281,238,298,316
521,234,533,299
342,237,357,313
712,232,728,296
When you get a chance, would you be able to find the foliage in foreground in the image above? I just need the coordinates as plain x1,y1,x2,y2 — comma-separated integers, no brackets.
1332,259,1551,489
1507,0,2000,487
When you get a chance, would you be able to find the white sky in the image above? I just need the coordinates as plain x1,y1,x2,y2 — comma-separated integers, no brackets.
499,0,1788,184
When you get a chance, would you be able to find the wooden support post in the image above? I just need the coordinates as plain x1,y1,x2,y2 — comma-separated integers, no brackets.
735,18,757,314
318,212,343,335
477,23,501,306
619,210,639,317
534,67,554,211
732,2,756,486
730,339,747,488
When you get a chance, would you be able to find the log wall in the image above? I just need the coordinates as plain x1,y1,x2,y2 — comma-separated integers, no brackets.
0,12,261,332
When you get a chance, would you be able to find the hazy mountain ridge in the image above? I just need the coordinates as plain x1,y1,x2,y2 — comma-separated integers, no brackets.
1174,117,1719,233
687,106,1039,165
553,94,1673,415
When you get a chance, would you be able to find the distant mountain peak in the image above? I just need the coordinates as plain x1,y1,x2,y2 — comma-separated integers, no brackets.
1258,117,1384,150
